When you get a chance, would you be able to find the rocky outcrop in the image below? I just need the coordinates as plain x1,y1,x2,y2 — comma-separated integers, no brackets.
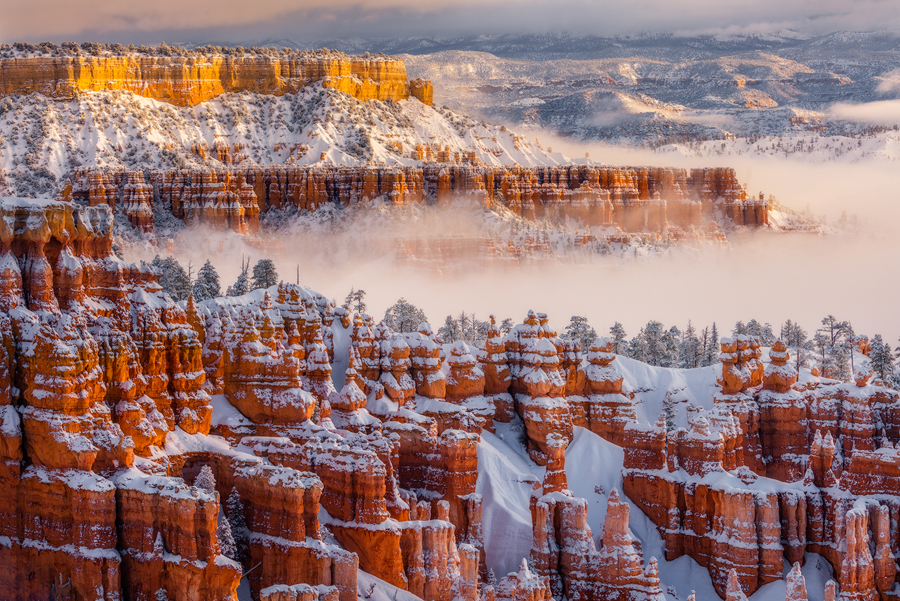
0,49,433,106
69,164,765,234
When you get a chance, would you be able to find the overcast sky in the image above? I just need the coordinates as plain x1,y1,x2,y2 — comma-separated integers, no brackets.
2,0,900,45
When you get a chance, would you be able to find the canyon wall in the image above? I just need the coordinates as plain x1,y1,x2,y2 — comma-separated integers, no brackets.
64,163,766,235
3,196,886,601
0,52,433,105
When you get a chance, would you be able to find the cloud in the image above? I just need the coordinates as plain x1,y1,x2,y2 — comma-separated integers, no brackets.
127,148,900,349
3,0,900,45
827,99,900,126
876,68,900,94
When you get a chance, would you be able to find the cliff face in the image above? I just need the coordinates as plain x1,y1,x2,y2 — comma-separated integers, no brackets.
66,163,766,236
0,54,433,106
5,194,895,601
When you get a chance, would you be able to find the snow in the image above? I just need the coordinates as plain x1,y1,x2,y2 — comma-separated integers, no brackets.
475,417,821,601
357,570,424,601
0,86,560,198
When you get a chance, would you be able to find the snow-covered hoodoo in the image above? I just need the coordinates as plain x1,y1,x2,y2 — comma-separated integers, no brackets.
0,197,897,600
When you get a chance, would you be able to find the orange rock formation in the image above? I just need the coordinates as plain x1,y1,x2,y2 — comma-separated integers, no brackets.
0,50,433,106
68,164,767,234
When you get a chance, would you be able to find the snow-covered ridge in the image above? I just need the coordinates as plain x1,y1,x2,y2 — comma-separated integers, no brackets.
0,87,557,198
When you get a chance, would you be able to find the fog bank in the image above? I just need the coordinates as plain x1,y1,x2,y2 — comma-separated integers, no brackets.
124,151,900,344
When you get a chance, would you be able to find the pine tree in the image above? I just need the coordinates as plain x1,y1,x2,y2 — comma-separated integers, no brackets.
564,316,597,351
192,259,221,301
746,319,775,345
870,334,895,385
609,322,627,355
627,327,648,362
499,318,514,335
156,589,170,601
226,257,251,297
679,320,702,368
217,516,237,561
225,488,248,562
251,259,278,290
704,323,719,366
150,255,191,301
438,315,461,343
642,321,667,366
660,326,680,368
194,466,216,494
383,298,428,333
344,288,367,314
816,316,853,380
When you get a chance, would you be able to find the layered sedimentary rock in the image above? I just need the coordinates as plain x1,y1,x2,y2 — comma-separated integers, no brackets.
0,50,433,106
621,334,900,600
7,198,899,601
68,163,766,234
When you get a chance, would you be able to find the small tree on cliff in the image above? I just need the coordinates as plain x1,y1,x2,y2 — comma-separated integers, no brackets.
660,326,681,368
217,516,238,561
563,316,597,351
344,288,367,315
226,257,251,297
438,315,462,343
704,323,720,366
194,466,216,494
192,260,221,301
869,335,895,386
251,259,278,290
150,255,191,301
782,320,812,370
678,320,702,369
225,488,249,562
609,322,627,355
746,319,775,346
383,298,428,333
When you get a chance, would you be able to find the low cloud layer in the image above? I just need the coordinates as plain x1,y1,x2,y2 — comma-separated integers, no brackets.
4,0,900,45
828,99,900,126
126,148,900,347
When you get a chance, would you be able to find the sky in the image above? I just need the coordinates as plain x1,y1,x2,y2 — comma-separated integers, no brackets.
2,0,900,45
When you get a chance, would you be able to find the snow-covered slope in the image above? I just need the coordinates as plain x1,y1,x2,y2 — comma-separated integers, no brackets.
0,86,559,197
477,420,837,601
373,33,900,144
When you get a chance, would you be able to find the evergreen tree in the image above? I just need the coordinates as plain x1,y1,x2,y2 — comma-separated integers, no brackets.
746,319,775,345
225,488,248,562
251,259,278,290
812,331,831,376
344,288,367,314
870,334,895,385
626,328,645,361
660,326,680,368
438,315,461,343
564,316,597,350
732,321,747,337
156,590,170,601
816,315,853,380
642,321,667,366
383,298,428,333
192,259,221,301
782,319,812,370
226,257,251,297
609,322,627,355
499,318,514,335
704,323,719,366
679,320,702,368
217,517,237,561
150,255,191,301
194,466,216,494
